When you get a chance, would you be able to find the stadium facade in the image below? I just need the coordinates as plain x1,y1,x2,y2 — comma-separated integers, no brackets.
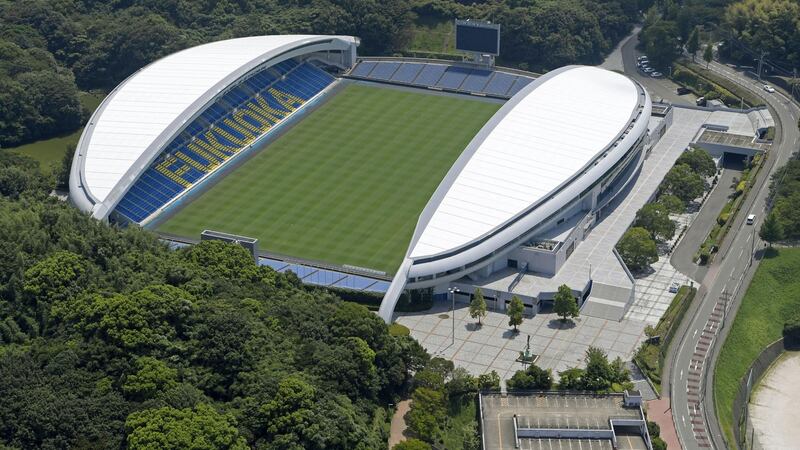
68,34,652,324
378,64,652,321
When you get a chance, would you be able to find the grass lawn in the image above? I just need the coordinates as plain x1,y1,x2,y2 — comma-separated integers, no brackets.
714,248,800,445
409,17,456,54
157,84,500,274
7,92,104,169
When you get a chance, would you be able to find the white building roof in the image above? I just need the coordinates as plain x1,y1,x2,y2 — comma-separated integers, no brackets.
78,35,351,203
409,66,641,259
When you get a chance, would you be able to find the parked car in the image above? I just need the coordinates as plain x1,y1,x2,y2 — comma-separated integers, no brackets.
637,55,648,62
676,87,691,95
668,282,680,293
650,71,663,78
642,67,654,73
763,84,775,93
696,96,706,106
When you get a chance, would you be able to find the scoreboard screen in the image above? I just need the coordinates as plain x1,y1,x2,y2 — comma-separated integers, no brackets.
455,20,500,55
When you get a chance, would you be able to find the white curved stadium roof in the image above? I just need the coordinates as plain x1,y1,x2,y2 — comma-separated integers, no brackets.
409,66,641,258
78,35,355,205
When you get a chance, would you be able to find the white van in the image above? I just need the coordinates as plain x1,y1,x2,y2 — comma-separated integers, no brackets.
746,214,756,225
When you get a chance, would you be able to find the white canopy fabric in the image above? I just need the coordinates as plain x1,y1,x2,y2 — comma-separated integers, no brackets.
409,66,640,258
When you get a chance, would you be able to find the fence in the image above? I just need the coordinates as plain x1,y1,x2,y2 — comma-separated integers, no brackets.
731,337,789,450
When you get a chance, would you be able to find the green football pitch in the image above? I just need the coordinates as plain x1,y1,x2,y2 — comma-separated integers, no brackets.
157,83,500,274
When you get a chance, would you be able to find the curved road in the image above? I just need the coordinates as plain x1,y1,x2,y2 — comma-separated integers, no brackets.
616,30,800,449
665,63,799,450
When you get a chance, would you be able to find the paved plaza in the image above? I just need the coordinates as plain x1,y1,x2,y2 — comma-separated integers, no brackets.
395,108,715,381
396,302,648,379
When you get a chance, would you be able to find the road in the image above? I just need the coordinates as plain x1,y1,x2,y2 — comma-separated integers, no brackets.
617,30,800,449
665,62,799,450
671,165,743,282
619,30,693,105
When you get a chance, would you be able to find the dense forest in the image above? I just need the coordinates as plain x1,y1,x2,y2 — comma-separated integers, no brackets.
721,0,800,73
0,151,434,448
0,0,642,148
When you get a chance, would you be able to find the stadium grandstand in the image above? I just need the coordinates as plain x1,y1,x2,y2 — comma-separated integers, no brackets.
70,35,358,224
347,59,534,98
70,34,661,318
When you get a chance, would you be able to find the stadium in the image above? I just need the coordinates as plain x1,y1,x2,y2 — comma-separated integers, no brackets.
69,32,653,323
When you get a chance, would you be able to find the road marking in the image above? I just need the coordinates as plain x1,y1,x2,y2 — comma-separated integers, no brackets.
738,248,744,260
693,329,698,338
680,369,684,380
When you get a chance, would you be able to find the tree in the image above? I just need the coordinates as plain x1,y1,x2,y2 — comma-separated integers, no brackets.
446,367,477,397
393,439,432,450
22,250,93,331
686,26,700,60
703,43,714,69
553,284,579,322
677,148,716,177
123,357,178,401
258,375,316,442
506,364,553,390
413,369,445,392
469,288,487,326
407,387,445,443
663,164,705,204
582,347,613,391
634,203,676,241
759,212,784,247
477,371,501,391
125,403,247,450
557,368,585,390
52,285,196,353
659,194,685,214
616,227,659,272
641,20,681,69
507,296,524,332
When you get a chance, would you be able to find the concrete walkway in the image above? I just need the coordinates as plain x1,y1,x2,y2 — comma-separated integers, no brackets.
388,399,412,449
646,397,681,450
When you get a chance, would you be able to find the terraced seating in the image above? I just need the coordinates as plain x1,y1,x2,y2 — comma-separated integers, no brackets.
114,60,335,223
348,60,536,99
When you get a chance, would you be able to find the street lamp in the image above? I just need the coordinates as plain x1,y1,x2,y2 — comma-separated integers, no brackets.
448,287,460,346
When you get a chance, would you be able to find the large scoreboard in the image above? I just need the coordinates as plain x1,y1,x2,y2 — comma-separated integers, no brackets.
455,19,500,56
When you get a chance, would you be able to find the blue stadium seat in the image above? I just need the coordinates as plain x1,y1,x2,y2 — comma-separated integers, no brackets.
412,64,447,87
369,62,401,80
435,66,471,90
350,61,377,78
483,72,517,97
113,59,335,224
507,76,534,97
460,69,493,92
390,63,424,84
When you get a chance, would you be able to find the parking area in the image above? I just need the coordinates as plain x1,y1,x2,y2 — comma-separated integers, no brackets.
480,393,647,450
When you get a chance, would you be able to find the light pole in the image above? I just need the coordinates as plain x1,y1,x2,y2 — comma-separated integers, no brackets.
448,287,460,346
